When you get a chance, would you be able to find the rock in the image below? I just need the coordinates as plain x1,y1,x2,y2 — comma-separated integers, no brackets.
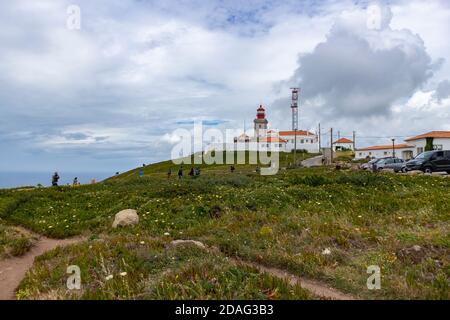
432,172,447,176
407,170,423,176
170,239,207,249
209,205,222,219
396,245,426,264
112,209,139,228
382,168,395,173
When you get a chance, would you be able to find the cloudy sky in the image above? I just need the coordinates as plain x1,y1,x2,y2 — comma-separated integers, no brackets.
1,0,449,174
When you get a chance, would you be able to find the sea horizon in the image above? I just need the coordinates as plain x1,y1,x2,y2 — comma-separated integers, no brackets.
0,171,114,189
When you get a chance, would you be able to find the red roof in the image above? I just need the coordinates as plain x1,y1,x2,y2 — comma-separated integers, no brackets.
334,138,353,144
279,130,315,136
356,144,414,151
405,131,450,141
260,137,287,143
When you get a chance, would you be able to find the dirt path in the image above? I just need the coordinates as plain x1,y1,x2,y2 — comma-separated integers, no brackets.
0,229,85,300
170,240,356,300
235,260,356,300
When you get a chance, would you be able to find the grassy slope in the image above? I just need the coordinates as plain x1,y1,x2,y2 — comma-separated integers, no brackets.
17,236,312,300
0,154,449,299
0,219,35,258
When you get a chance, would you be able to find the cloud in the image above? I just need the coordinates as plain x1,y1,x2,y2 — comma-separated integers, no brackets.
433,80,450,102
0,0,449,174
288,4,436,119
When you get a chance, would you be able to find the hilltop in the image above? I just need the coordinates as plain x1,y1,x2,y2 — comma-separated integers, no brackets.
0,152,448,300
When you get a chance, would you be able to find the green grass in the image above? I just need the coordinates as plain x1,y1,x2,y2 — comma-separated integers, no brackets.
334,150,355,162
16,235,312,300
1,156,449,300
0,219,35,258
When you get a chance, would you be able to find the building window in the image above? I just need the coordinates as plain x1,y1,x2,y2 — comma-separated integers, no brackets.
434,145,443,150
417,147,424,154
359,153,362,156
301,139,304,144
369,152,372,156
384,152,387,155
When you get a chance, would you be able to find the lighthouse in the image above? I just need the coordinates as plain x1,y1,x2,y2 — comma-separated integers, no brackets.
254,105,268,140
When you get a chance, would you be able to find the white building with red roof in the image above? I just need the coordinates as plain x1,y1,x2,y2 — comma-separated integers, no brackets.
355,131,450,160
333,138,354,151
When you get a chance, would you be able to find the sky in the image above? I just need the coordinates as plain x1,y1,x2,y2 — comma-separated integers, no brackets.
0,0,449,174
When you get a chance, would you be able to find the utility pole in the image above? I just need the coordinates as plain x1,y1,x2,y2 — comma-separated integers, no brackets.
290,88,299,167
338,131,340,140
352,131,356,151
294,129,297,166
330,128,333,164
318,123,321,151
291,88,299,131
392,138,395,158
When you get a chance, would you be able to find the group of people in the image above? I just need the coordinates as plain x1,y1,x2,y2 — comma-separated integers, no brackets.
167,166,201,179
51,172,94,187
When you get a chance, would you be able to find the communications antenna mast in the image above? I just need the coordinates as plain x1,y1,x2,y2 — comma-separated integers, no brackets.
291,88,299,130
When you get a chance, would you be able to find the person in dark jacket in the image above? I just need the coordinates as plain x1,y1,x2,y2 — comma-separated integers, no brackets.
52,172,60,186
178,167,183,179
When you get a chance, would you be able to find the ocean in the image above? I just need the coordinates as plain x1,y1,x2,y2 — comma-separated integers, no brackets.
0,171,114,189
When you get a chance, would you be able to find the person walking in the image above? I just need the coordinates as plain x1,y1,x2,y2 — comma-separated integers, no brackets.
52,172,60,186
167,168,172,179
189,167,194,177
139,167,143,178
178,167,183,179
73,177,78,186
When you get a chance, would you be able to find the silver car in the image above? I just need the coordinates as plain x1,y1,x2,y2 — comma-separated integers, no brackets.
375,158,406,172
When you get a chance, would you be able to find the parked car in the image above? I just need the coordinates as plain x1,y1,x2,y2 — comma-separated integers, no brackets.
361,158,387,170
381,158,406,173
373,158,401,172
361,159,376,170
405,150,450,173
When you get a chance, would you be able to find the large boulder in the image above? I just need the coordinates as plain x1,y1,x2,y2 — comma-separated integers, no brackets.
170,240,207,249
112,209,139,228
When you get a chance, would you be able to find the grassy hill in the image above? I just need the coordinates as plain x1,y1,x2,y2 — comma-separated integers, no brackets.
0,153,449,300
108,151,320,181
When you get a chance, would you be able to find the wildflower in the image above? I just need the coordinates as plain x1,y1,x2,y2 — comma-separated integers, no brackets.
105,275,113,281
140,241,145,245
120,272,127,277
164,232,170,236
322,248,331,255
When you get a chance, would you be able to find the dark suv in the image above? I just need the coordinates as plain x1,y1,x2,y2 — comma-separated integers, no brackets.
405,150,450,173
